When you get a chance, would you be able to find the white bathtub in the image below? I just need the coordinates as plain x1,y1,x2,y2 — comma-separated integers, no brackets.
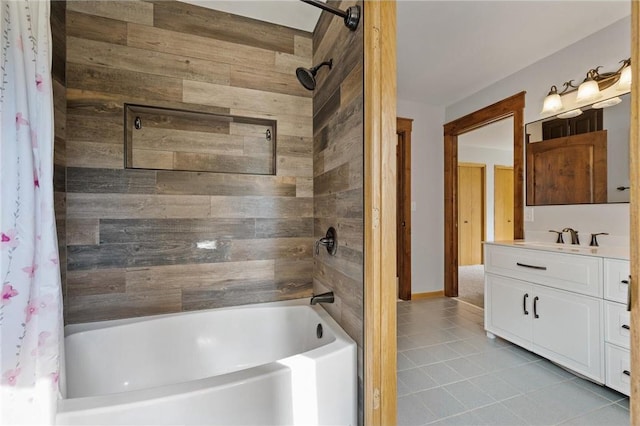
57,299,357,425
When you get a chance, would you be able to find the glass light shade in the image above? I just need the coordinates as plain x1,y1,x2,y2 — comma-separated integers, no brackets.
556,109,583,119
617,65,632,91
592,97,622,109
576,79,602,102
541,93,562,114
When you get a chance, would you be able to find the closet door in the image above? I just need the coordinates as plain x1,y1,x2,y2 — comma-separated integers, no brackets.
494,165,514,241
458,163,485,265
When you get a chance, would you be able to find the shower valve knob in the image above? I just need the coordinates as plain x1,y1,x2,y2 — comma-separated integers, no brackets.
315,227,338,256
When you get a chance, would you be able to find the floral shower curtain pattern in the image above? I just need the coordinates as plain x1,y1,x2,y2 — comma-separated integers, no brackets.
0,0,63,423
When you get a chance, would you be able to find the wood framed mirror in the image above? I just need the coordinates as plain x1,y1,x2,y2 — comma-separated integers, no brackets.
525,93,630,205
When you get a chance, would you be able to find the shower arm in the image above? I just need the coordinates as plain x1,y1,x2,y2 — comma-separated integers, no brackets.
299,0,360,31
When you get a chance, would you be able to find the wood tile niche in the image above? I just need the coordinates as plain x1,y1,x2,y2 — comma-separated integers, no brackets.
58,0,315,323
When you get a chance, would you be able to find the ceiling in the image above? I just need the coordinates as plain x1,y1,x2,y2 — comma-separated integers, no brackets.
458,118,513,151
182,1,631,108
397,1,630,107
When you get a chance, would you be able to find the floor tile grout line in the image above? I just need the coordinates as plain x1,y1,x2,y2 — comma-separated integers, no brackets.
552,401,623,426
399,364,567,399
565,376,629,404
421,396,529,425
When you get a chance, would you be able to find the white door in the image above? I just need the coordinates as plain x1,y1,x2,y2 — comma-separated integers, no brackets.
532,285,603,382
485,274,532,349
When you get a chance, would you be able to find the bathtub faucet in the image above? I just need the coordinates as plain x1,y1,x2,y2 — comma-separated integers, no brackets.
310,291,335,305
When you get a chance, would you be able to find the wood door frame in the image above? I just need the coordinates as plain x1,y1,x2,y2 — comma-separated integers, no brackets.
444,92,525,297
629,1,639,422
364,1,397,425
494,165,514,241
397,117,413,300
457,162,486,265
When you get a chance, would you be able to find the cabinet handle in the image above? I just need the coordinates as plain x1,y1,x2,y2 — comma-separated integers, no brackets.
533,296,539,318
622,324,630,330
623,370,631,377
523,293,529,315
516,262,547,271
627,276,632,312
621,280,629,284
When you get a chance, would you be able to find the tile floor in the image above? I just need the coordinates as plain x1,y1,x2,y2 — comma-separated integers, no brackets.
397,297,630,425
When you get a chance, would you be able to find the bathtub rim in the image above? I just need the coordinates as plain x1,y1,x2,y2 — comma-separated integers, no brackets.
65,297,323,336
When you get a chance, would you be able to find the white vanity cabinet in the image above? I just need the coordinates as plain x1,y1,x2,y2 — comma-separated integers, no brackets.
485,273,602,377
485,247,603,382
485,242,630,393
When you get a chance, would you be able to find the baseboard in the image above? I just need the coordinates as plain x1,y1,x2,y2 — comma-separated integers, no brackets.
411,290,445,300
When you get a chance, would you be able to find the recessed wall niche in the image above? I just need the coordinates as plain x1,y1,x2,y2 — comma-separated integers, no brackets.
125,105,277,175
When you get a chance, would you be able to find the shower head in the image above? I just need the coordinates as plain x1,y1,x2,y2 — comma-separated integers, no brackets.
296,59,333,91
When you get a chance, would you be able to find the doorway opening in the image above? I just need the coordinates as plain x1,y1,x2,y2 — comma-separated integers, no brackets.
456,118,514,308
443,92,525,298
397,117,413,300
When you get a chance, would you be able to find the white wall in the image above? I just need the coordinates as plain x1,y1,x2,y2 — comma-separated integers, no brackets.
458,144,513,241
446,17,631,247
604,95,631,202
397,100,446,294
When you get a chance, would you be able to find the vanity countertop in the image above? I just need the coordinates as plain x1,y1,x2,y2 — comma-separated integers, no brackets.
485,240,630,261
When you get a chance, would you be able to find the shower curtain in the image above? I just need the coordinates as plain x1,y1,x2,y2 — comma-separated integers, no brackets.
1,0,63,424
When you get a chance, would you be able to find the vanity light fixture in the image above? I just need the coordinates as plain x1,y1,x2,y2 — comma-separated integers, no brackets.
540,58,631,115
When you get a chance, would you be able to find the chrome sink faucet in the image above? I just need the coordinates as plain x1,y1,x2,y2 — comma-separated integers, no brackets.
562,228,580,245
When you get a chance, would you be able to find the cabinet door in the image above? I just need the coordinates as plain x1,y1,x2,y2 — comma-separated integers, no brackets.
485,274,533,349
532,285,603,382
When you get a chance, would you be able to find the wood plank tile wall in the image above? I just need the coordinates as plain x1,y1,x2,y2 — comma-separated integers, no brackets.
59,0,314,324
312,1,364,423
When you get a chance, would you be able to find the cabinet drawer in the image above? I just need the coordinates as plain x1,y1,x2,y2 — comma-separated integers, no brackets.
605,343,630,396
604,259,630,304
485,245,602,297
604,301,630,349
